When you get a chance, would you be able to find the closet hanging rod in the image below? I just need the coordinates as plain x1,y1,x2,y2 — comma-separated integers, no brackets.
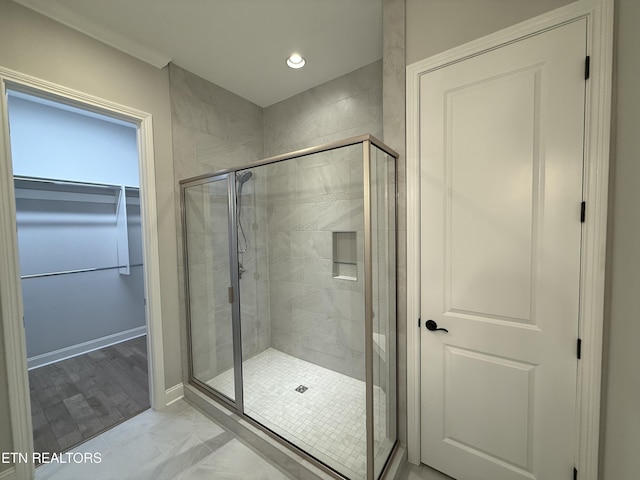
21,263,144,279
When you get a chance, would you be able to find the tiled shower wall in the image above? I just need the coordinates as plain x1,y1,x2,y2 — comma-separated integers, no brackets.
264,146,367,381
264,61,383,157
170,64,269,379
381,0,406,444
183,181,232,380
263,61,383,381
172,60,383,382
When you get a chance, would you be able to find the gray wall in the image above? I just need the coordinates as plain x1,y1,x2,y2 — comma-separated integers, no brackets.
406,0,575,64
264,61,382,156
601,1,640,478
8,95,140,186
16,193,145,359
405,1,640,479
0,0,180,467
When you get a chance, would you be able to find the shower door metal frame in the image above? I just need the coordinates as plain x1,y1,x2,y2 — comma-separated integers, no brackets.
180,134,400,480
363,139,375,479
365,139,400,480
181,172,244,413
227,173,245,410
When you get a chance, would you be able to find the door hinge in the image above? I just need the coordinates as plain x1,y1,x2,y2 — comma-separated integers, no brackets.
585,56,590,80
577,338,582,360
580,201,586,223
228,287,234,304
574,466,578,480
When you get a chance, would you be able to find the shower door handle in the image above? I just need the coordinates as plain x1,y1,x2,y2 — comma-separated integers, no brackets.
425,320,448,333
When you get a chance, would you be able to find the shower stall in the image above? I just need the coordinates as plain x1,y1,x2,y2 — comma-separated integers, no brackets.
180,135,397,480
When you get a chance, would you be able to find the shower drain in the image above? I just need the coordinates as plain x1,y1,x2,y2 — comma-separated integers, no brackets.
295,385,308,393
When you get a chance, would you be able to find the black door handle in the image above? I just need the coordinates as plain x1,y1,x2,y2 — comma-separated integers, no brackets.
425,319,448,333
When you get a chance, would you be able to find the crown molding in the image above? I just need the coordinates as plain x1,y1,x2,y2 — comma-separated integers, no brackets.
12,0,171,68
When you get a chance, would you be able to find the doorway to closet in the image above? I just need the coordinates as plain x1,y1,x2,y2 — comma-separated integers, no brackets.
6,89,150,458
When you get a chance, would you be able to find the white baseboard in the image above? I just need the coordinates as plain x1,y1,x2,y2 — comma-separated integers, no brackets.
0,466,16,480
27,326,147,370
165,383,184,406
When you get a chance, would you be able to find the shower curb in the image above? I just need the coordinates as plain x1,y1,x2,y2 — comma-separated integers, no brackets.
184,384,407,480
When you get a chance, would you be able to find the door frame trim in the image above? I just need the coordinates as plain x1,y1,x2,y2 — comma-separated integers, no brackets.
405,1,614,478
0,67,166,480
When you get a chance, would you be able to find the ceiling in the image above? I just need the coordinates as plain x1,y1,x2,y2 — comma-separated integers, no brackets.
12,0,383,107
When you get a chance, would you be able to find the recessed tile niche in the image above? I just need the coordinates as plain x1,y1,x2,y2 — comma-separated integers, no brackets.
333,231,357,281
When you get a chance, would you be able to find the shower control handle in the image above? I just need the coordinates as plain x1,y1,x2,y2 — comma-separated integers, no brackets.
425,320,448,333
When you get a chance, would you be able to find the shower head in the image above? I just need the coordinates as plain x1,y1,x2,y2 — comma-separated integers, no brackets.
236,171,253,198
237,171,253,185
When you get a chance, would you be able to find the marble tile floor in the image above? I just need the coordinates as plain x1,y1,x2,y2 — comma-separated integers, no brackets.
33,389,450,480
207,348,394,480
35,399,294,480
403,464,455,480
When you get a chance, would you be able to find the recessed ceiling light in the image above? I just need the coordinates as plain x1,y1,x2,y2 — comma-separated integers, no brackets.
286,53,306,69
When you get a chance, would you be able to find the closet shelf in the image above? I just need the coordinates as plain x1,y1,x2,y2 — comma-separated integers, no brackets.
14,176,139,203
14,176,141,277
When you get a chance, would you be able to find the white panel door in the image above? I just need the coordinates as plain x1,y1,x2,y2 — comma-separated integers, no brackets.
419,19,587,480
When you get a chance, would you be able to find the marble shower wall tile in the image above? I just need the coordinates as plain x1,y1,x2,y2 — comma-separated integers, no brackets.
170,66,263,153
382,0,407,445
264,61,383,380
267,145,364,380
264,61,383,157
172,58,386,386
170,64,270,383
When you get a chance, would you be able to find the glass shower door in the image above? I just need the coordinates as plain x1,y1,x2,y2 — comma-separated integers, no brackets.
180,135,399,480
370,145,397,478
183,175,237,402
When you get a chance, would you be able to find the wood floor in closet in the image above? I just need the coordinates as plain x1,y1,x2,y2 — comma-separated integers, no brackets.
28,335,149,456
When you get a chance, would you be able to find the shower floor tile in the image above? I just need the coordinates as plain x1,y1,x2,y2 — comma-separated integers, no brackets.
207,348,393,480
